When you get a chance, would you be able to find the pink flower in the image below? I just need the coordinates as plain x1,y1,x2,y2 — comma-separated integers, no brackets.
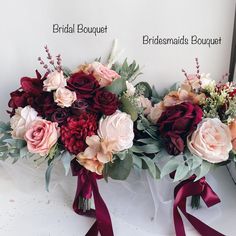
147,102,166,124
187,118,232,163
138,95,152,115
25,119,60,156
78,62,120,87
229,120,236,151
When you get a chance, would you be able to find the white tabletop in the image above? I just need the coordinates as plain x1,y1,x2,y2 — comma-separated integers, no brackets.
0,160,235,236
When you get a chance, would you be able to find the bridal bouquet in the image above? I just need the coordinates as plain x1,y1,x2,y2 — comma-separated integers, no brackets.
0,42,160,236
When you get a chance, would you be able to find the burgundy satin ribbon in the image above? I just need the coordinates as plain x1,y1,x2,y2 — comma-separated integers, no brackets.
173,176,225,236
71,159,114,236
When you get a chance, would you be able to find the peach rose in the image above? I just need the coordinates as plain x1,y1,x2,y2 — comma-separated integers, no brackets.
147,102,166,124
78,62,120,87
54,87,77,108
229,120,236,151
43,71,66,91
98,111,134,152
187,118,232,163
10,106,39,139
25,119,60,156
77,135,115,174
163,89,205,107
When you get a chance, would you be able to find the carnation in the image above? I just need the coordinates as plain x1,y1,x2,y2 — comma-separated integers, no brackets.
60,113,98,154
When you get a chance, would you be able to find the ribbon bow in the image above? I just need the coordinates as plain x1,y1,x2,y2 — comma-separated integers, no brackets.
173,175,225,236
71,159,114,236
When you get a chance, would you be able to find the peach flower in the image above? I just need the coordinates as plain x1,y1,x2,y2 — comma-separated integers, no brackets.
43,71,66,92
147,102,166,124
78,62,120,87
187,118,232,163
229,119,236,151
25,119,60,156
163,89,205,107
77,135,115,175
54,87,77,108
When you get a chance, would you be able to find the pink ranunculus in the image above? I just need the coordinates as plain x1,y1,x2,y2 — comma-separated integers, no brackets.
187,118,232,163
91,62,120,87
24,119,60,156
147,102,165,124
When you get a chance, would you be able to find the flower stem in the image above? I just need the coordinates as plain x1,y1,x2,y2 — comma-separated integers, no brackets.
79,196,92,212
191,195,201,209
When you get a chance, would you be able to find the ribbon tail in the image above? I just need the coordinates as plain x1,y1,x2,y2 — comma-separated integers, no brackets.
91,175,114,236
86,221,98,236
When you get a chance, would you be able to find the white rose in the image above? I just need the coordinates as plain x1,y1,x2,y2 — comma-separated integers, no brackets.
54,87,77,108
98,110,134,152
43,71,66,91
187,118,232,163
200,73,215,89
10,106,39,139
125,81,136,96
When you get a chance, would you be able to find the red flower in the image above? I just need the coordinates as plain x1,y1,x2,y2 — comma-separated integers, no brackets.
93,90,119,115
157,102,203,155
67,72,100,99
60,113,98,154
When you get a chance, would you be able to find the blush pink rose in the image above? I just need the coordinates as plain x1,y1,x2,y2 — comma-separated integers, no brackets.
79,62,120,87
43,71,66,92
229,120,236,151
187,118,232,163
25,119,60,156
54,87,77,108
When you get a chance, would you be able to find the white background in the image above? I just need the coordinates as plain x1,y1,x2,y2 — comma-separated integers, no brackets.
0,0,236,235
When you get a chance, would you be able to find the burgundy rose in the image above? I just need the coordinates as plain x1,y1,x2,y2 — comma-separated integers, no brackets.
51,108,70,125
8,90,29,110
156,102,203,155
67,72,100,99
93,90,119,115
28,92,58,118
71,99,89,116
60,113,98,154
21,76,43,95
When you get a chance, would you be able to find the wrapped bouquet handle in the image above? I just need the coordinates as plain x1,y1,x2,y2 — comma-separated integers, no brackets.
71,159,114,236
173,175,225,236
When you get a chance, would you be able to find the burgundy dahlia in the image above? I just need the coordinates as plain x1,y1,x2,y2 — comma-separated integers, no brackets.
156,102,203,155
92,89,119,115
60,113,98,154
67,72,100,99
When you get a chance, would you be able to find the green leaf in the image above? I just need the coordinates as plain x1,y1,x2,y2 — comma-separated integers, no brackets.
161,158,179,178
116,150,129,160
131,144,159,154
0,122,10,132
140,156,160,178
174,162,190,182
137,138,156,144
194,161,213,181
61,151,73,176
45,163,54,192
135,82,152,98
120,95,138,121
106,77,127,96
132,155,143,169
107,154,133,180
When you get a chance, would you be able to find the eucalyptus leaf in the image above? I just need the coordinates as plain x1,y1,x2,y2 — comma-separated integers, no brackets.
45,163,54,192
140,156,159,179
106,77,127,96
135,82,152,98
61,151,73,176
174,162,190,182
161,158,180,178
107,154,133,180
194,161,213,181
120,95,138,121
132,155,143,169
